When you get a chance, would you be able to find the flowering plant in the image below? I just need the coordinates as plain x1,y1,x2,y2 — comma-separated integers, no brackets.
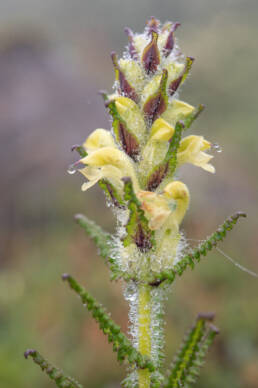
25,17,246,388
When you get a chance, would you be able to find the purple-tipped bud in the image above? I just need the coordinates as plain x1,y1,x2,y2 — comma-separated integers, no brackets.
162,22,181,57
24,349,36,359
209,323,220,335
146,16,160,34
124,27,138,60
111,51,138,102
168,56,194,96
143,69,168,124
142,31,160,74
115,121,140,161
197,312,215,321
62,273,70,281
168,75,183,96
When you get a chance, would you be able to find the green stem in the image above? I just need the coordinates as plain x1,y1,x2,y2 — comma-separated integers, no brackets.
138,284,152,388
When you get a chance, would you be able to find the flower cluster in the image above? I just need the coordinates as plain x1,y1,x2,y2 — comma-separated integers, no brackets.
74,17,215,275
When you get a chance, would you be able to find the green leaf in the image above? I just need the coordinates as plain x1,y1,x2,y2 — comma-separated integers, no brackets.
62,274,156,372
24,349,83,388
122,177,155,252
74,213,113,261
71,144,88,158
183,104,205,130
150,212,247,286
164,313,219,388
74,213,134,282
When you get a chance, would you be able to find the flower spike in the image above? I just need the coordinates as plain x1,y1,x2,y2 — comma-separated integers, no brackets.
62,18,246,388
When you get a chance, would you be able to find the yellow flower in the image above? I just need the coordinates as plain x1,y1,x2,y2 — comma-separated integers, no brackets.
163,181,190,225
83,128,116,152
79,146,139,192
177,135,215,173
138,118,174,177
150,118,174,141
161,99,195,126
137,180,189,230
137,190,174,230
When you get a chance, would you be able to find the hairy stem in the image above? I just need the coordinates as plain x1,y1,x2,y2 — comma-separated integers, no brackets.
138,284,152,388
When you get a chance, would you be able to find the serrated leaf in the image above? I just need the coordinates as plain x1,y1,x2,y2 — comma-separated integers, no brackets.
24,349,83,388
62,274,156,372
74,213,113,260
150,212,246,286
163,314,219,388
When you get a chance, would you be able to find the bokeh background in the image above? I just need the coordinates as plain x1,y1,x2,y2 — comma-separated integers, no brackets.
0,1,257,387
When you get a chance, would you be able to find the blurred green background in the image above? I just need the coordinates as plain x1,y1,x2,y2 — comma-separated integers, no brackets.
0,1,257,387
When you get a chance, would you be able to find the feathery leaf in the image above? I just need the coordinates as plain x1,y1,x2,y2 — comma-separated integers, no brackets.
163,313,219,388
62,274,156,372
74,214,133,282
24,349,83,388
150,212,247,286
74,213,112,260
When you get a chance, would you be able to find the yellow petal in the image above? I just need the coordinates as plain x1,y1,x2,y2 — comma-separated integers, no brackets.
161,99,195,126
83,128,115,151
137,190,172,230
80,165,124,192
80,166,102,191
163,181,190,225
177,135,215,173
81,147,123,167
150,118,175,141
81,147,139,191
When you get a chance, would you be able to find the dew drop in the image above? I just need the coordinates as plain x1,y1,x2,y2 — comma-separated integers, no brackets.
212,142,222,153
67,164,77,174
